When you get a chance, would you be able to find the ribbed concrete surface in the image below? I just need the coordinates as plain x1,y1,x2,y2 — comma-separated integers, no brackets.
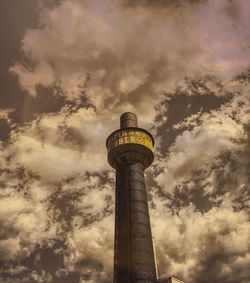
120,112,138,128
113,163,157,283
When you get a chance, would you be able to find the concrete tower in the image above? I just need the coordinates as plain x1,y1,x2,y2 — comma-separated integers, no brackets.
106,112,156,283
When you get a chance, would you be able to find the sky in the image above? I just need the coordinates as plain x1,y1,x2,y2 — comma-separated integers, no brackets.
0,0,249,282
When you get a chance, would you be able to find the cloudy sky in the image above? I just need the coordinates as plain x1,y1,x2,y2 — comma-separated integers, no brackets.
0,0,249,282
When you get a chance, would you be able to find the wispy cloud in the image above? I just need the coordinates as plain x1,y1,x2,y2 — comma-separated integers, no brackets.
0,0,249,282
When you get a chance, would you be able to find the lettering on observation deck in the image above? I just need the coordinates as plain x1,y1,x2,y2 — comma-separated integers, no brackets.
107,130,153,151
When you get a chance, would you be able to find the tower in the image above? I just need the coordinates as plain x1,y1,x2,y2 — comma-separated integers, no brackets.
106,112,156,283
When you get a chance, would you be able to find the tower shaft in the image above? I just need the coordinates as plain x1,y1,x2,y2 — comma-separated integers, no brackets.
114,163,156,283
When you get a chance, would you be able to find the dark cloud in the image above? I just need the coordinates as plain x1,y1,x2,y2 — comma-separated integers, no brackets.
20,244,65,274
0,0,249,283
0,0,69,142
0,118,12,141
234,67,250,83
0,0,37,111
223,0,242,25
155,76,228,154
194,251,250,283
